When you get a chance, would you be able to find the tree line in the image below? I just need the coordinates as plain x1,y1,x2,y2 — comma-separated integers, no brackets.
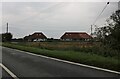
0,33,13,42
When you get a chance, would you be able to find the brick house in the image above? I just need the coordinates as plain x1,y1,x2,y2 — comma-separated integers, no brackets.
60,32,92,41
24,32,47,42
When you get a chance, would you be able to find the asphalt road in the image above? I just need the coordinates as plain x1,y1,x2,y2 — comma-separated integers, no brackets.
2,46,120,78
2,67,13,79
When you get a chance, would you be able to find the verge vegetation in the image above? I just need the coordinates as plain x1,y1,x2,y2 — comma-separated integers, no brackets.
2,42,120,72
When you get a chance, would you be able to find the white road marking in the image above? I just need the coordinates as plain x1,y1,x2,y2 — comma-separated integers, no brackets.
0,63,19,79
11,48,120,75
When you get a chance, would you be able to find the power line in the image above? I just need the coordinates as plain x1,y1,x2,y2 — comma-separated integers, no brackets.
90,1,110,35
93,2,110,25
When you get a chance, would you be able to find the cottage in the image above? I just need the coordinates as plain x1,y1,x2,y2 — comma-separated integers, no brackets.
60,32,92,41
24,32,47,42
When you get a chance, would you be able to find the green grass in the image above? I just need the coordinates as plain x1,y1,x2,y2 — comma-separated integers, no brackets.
13,42,120,59
2,42,120,72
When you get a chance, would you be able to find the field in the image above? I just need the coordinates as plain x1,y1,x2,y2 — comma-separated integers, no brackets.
11,42,119,59
2,42,120,71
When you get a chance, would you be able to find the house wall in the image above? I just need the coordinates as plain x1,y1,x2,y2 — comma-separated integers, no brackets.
33,38,46,42
24,33,47,42
61,38,91,41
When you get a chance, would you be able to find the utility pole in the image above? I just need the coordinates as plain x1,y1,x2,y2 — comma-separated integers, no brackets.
91,25,93,35
6,22,8,33
118,1,120,10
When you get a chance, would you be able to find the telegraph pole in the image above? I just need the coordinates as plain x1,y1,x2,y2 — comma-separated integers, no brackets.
118,1,120,10
6,22,8,33
91,25,93,35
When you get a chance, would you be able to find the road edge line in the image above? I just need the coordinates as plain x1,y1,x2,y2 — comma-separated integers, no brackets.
0,63,19,79
4,47,120,75
23,51,120,75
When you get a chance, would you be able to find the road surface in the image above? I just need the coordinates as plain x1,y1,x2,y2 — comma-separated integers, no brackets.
1,46,120,78
2,67,13,78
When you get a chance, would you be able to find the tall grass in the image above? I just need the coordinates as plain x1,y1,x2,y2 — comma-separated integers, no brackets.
13,42,120,59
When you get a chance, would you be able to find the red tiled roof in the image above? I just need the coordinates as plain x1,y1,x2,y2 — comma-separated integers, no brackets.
61,32,92,39
31,32,47,39
24,32,47,40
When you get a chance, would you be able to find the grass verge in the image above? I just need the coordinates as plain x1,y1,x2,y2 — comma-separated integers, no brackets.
2,42,120,72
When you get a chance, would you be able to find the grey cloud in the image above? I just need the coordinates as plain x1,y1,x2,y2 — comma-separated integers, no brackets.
2,2,118,38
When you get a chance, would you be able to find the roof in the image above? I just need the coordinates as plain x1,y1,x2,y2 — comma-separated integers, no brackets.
32,32,47,39
24,32,47,40
61,32,92,39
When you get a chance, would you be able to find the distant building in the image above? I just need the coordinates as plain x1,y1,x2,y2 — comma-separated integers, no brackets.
60,32,92,41
24,32,47,42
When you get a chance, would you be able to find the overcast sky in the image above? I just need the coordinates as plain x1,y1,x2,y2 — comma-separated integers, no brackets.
1,1,119,38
